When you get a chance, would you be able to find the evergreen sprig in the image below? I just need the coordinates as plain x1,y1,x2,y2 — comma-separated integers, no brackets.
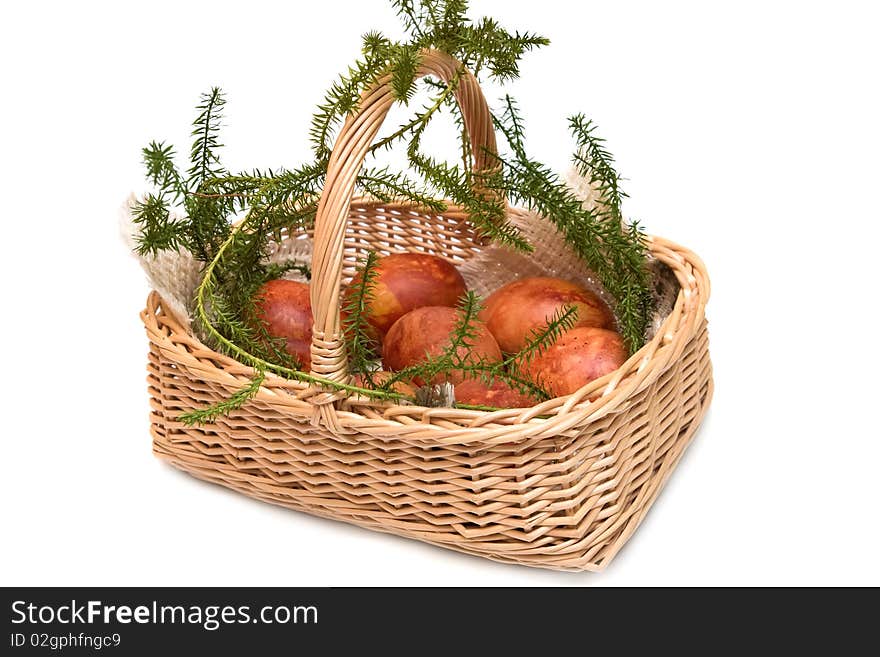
131,192,188,255
179,369,265,426
484,96,654,351
143,141,185,201
358,167,446,212
391,1,549,80
132,88,233,262
569,114,625,222
341,251,382,386
134,0,656,420
408,151,530,250
505,305,578,393
568,115,654,348
190,227,413,408
309,34,394,160
189,88,227,187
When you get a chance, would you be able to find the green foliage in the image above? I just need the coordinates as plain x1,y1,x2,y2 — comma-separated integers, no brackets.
192,256,302,372
179,369,265,426
132,88,232,262
189,88,227,187
309,34,393,160
505,305,579,389
191,239,413,411
357,167,445,212
133,100,323,368
569,114,625,222
390,44,422,103
131,192,188,255
568,114,653,350
408,151,530,250
390,1,549,80
143,141,185,201
264,260,312,282
341,251,382,386
133,0,656,420
484,97,654,351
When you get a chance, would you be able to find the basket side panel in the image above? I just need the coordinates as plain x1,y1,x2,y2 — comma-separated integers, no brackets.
146,316,712,572
146,341,167,447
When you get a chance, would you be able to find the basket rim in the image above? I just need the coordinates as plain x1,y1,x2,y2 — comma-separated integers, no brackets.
141,207,710,446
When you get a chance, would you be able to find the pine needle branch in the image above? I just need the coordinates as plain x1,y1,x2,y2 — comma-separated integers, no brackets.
392,0,428,40
488,99,653,352
504,305,578,391
309,43,390,160
188,87,226,188
390,44,422,103
508,305,579,369
178,369,265,426
368,70,461,155
357,167,447,212
263,259,312,281
408,150,531,251
143,141,186,202
131,193,189,256
447,290,481,362
569,113,626,222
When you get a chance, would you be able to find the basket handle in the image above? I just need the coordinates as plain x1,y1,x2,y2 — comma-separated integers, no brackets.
308,49,498,427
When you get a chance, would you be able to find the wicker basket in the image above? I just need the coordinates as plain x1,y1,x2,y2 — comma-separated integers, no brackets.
140,50,713,571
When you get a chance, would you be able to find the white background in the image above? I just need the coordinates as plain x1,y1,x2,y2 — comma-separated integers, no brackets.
2,0,878,586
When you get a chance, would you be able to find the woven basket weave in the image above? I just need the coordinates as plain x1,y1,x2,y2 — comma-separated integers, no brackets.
140,50,713,571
